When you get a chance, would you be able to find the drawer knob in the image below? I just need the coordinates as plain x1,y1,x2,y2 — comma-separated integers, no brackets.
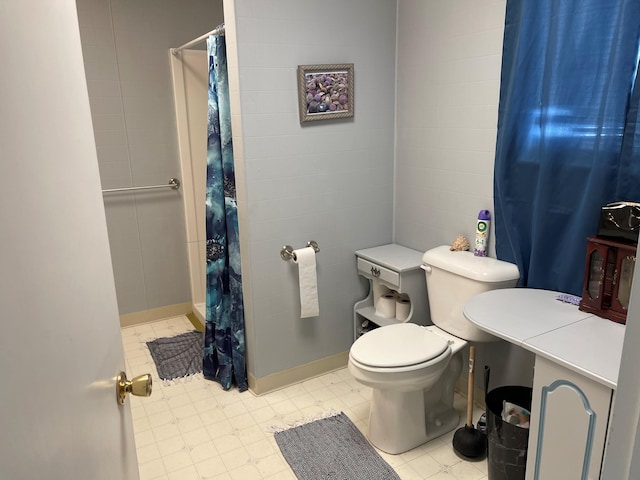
371,266,381,277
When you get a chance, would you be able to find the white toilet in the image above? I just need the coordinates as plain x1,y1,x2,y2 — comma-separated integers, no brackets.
348,245,519,454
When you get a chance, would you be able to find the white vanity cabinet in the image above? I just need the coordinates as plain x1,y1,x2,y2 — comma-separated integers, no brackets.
464,289,625,480
526,356,613,480
522,314,623,480
353,244,428,339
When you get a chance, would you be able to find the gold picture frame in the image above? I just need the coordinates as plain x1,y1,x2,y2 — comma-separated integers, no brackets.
297,63,354,123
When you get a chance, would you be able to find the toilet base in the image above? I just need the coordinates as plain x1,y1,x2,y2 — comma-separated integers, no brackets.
368,389,460,454
366,351,463,454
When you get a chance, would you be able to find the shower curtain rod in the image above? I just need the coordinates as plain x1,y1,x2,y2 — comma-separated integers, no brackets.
171,26,225,55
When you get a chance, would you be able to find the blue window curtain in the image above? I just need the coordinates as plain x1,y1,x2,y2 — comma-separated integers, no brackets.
204,32,247,392
494,0,640,295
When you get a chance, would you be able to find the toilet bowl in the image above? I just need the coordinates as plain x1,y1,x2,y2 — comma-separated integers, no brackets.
348,323,466,454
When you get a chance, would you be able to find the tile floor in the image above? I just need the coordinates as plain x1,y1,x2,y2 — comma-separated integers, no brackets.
123,316,488,480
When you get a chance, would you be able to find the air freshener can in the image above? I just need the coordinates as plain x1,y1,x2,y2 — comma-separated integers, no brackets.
474,210,491,257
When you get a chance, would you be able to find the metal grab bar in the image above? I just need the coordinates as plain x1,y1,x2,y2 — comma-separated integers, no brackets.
102,178,181,194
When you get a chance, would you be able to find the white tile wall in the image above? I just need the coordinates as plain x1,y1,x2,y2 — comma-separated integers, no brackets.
395,0,507,255
76,0,223,315
394,0,536,389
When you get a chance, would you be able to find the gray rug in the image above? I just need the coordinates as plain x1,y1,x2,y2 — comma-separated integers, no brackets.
274,412,400,480
146,331,204,381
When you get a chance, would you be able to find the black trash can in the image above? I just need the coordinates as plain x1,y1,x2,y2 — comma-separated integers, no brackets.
485,385,533,480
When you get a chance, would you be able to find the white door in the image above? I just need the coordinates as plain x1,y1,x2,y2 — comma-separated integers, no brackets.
0,1,140,478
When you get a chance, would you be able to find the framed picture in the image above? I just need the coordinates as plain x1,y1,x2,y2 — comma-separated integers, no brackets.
297,64,354,123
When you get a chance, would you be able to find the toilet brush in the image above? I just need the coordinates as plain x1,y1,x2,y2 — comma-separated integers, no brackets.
452,345,487,458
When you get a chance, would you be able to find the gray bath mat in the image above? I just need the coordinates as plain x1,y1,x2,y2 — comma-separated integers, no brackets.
274,411,400,480
146,330,204,381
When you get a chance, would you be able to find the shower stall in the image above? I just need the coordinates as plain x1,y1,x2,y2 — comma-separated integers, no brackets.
169,36,211,325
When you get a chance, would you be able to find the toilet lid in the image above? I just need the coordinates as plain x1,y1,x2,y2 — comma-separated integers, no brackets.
351,323,449,368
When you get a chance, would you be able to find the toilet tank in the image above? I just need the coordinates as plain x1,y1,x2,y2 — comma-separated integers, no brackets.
422,246,520,342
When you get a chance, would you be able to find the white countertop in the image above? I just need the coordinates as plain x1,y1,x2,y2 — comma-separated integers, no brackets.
464,288,625,390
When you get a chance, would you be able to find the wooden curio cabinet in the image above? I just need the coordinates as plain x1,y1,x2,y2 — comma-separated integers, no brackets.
579,236,637,324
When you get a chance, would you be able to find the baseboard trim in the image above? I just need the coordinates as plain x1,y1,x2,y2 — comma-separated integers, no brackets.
119,302,192,327
248,351,349,396
186,312,205,332
246,353,486,407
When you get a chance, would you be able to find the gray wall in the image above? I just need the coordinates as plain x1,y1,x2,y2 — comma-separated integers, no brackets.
395,0,535,387
76,0,223,315
395,0,504,253
77,0,532,387
231,0,397,378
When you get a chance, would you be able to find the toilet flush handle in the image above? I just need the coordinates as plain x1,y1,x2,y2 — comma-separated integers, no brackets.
420,265,432,274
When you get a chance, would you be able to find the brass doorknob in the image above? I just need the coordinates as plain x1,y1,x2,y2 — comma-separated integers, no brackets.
116,371,152,405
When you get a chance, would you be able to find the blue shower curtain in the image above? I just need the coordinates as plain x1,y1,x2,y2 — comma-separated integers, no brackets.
494,0,640,295
203,33,247,392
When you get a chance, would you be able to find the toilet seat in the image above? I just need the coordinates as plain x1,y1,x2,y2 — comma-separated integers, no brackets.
350,323,449,369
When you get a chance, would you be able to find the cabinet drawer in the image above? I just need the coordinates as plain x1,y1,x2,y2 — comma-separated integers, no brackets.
357,258,399,288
